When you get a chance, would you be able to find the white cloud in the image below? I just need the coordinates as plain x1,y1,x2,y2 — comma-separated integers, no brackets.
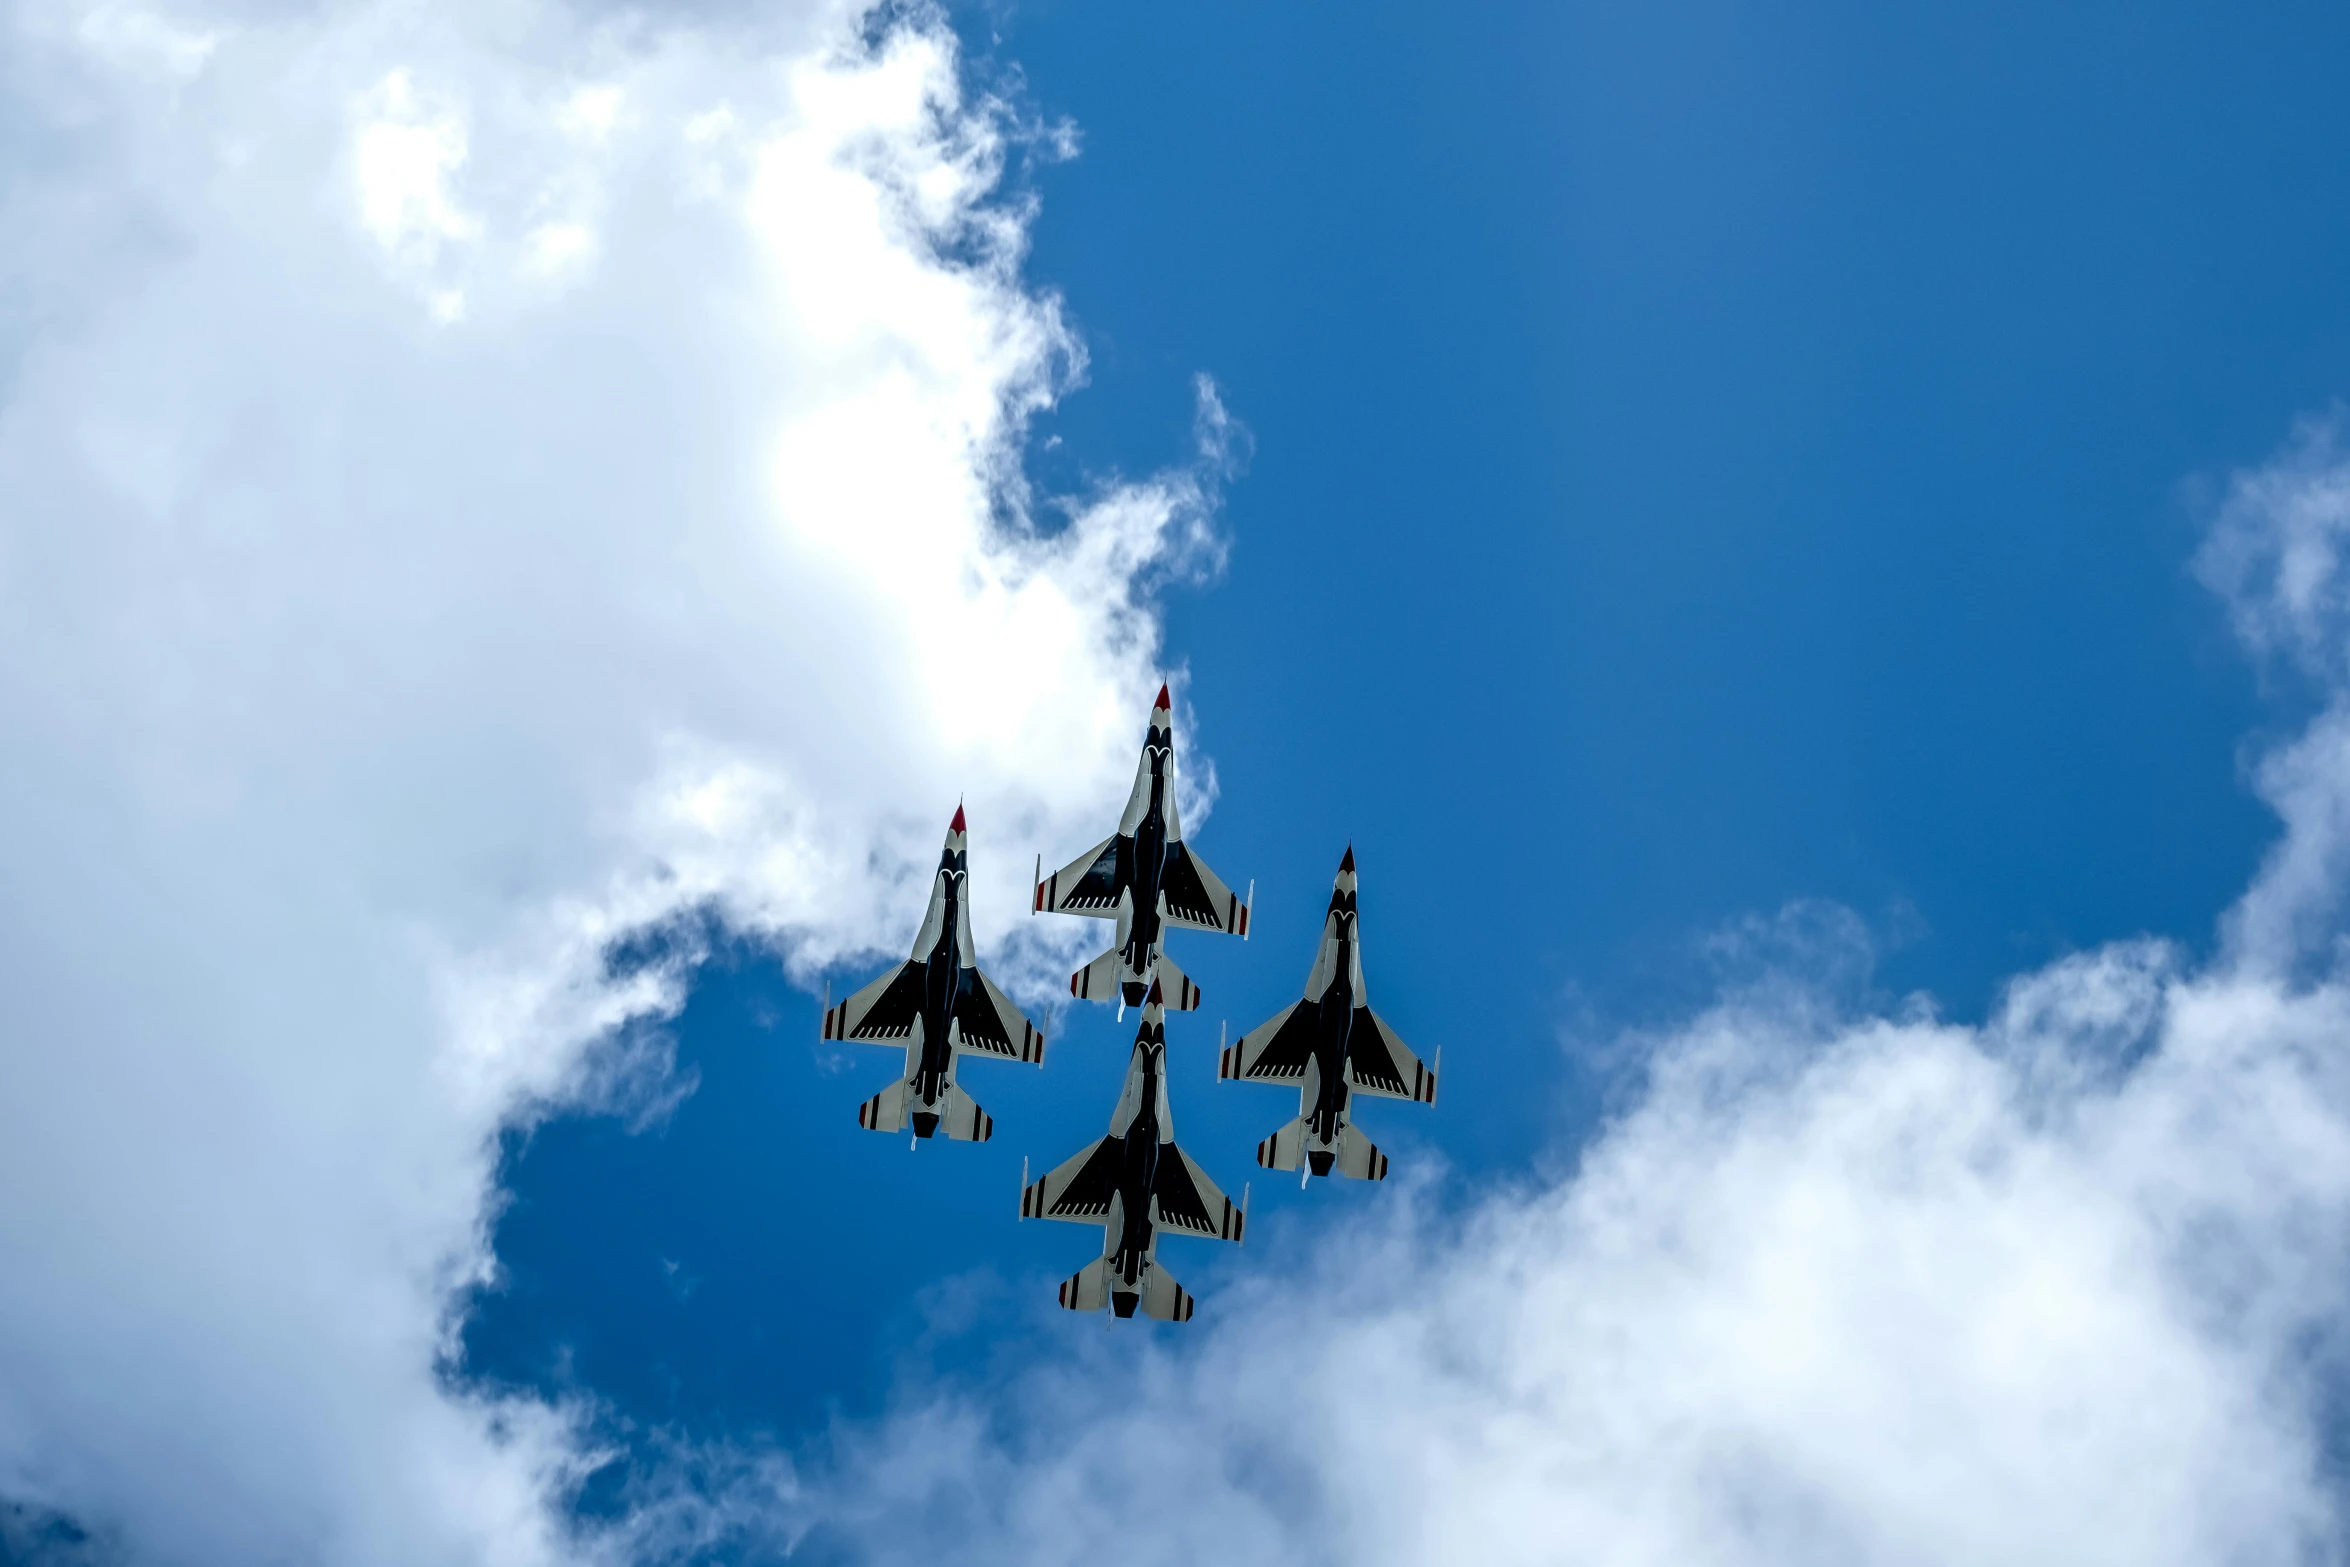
353,68,480,267
2197,409,2350,686
2198,411,2350,975
752,435,2350,1564
785,951,2350,1567
0,1,1220,1562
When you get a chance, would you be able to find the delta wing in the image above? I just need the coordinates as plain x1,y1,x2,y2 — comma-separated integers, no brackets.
1220,1001,1315,1083
1021,1137,1122,1223
1036,836,1123,917
1160,842,1250,936
1152,1146,1247,1242
1346,1007,1438,1104
952,970,1047,1064
822,962,924,1043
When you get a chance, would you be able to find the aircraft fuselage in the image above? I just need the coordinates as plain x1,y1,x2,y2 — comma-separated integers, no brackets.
907,862,975,1133
1119,752,1172,975
1308,917,1359,1151
1108,1043,1168,1308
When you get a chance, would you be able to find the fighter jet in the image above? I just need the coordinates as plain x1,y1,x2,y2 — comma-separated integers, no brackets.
1219,847,1437,1180
1019,981,1247,1320
1033,684,1249,1011
821,806,1046,1142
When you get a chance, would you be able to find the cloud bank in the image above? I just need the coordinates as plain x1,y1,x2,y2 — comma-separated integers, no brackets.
776,425,2350,1567
0,1,1218,1562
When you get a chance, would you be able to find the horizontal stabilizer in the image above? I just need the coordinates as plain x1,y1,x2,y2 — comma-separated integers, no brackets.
935,1082,993,1142
856,1081,909,1134
1057,1257,1110,1312
1153,950,1202,1011
1071,947,1201,1009
1070,947,1124,1002
1335,1123,1388,1181
1141,1264,1195,1323
1256,1116,1306,1172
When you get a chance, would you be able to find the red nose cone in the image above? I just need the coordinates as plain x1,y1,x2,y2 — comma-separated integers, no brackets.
1153,682,1171,710
1145,978,1164,1005
949,804,966,834
1339,845,1355,873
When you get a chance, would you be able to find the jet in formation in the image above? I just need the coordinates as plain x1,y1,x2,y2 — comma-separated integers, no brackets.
1034,684,1249,1011
821,806,1047,1142
1020,980,1247,1319
1220,847,1438,1181
823,689,1441,1323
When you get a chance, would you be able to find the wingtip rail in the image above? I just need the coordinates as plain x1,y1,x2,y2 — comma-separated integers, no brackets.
1018,1156,1029,1218
1216,1185,1247,1242
1239,1181,1251,1247
1430,1045,1443,1107
1242,879,1254,940
1031,853,1041,915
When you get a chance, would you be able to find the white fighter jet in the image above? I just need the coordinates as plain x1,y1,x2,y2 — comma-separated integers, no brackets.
1219,847,1437,1180
1034,684,1249,1011
1019,981,1247,1320
821,806,1046,1142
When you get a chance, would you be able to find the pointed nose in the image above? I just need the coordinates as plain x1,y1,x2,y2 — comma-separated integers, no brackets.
948,803,966,835
1339,844,1355,874
1153,682,1171,711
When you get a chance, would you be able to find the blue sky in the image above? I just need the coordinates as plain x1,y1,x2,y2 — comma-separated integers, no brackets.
472,0,2349,1479
8,1,2350,1563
